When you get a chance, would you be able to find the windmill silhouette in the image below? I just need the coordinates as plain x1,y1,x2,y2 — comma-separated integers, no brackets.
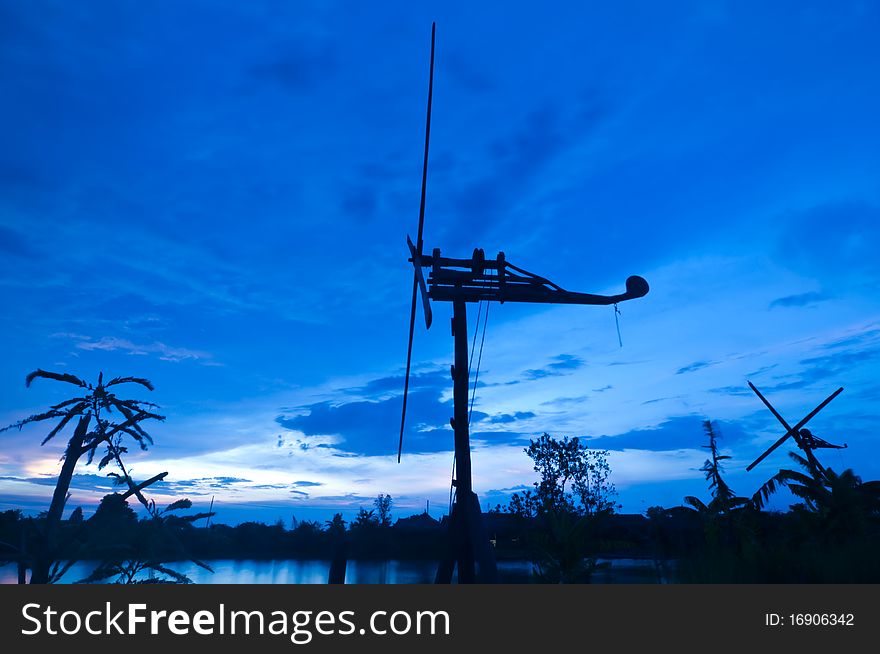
398,24,650,583
746,381,847,479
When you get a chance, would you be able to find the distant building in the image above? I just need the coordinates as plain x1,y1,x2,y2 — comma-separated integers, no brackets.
392,512,441,532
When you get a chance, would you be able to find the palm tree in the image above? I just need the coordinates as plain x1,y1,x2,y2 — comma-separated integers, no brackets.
752,452,880,542
1,369,164,583
684,421,750,547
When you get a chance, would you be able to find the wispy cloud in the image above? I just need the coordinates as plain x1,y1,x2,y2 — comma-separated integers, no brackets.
769,291,830,309
55,333,218,365
524,354,586,380
675,360,717,375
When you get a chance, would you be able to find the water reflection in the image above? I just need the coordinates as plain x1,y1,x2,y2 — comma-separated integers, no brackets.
0,558,663,584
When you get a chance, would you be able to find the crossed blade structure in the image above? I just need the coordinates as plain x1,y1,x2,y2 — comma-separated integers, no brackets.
746,381,846,477
396,24,650,583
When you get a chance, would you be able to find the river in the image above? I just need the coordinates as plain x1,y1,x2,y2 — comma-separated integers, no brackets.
0,558,667,584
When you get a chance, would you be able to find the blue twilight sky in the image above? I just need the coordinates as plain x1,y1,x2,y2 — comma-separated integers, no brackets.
1,1,878,525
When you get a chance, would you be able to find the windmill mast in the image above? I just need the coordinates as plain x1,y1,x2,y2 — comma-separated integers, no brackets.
397,24,650,584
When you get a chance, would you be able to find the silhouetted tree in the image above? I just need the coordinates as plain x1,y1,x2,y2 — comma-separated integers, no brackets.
506,433,618,518
503,434,619,583
683,421,750,548
351,508,378,530
1,370,164,583
752,451,880,543
374,494,393,527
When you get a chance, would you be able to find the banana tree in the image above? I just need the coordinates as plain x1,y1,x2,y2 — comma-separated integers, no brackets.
752,452,880,542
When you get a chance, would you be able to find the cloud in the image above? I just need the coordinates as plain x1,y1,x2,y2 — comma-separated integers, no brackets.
470,430,531,446
310,494,375,505
486,411,536,424
524,354,586,380
641,397,682,405
586,416,749,452
56,333,217,365
156,476,253,495
277,389,485,456
821,326,880,351
540,395,589,407
708,385,754,397
346,369,449,397
0,473,116,493
442,97,608,246
769,291,830,309
675,360,716,375
761,339,880,393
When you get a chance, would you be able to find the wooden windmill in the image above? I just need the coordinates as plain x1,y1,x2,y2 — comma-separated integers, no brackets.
397,24,650,583
746,381,847,480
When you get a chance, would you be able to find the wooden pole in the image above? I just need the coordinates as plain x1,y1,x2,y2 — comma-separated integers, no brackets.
451,299,475,582
452,300,473,496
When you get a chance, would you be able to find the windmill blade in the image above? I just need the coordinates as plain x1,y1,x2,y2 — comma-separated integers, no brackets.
415,21,436,255
747,381,809,467
746,385,843,472
398,22,437,463
398,279,419,463
408,235,433,328
749,381,796,434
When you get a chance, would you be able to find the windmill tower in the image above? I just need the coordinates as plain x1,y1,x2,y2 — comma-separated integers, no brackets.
398,24,650,583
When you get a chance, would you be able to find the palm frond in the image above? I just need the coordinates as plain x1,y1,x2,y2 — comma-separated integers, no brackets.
113,397,162,411
50,397,87,411
84,444,99,466
103,410,165,441
788,451,811,470
25,369,87,388
105,376,154,391
163,499,192,513
40,402,89,445
108,403,156,447
683,496,708,512
776,468,814,487
1,409,66,433
751,472,790,509
787,484,818,502
97,451,116,470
